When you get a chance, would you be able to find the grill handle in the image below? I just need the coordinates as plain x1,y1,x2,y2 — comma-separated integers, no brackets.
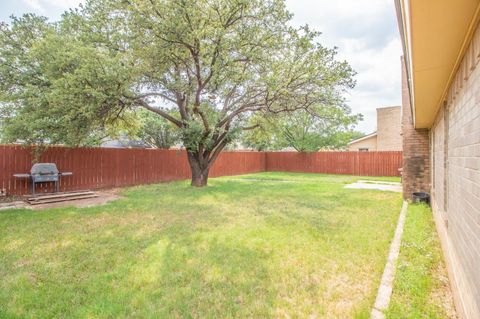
59,172,73,176
13,174,31,178
38,171,55,175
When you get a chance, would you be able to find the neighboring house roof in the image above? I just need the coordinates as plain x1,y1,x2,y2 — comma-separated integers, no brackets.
395,0,480,128
347,132,377,145
101,140,151,148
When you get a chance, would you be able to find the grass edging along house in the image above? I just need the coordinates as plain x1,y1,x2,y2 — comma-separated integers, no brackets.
396,0,480,318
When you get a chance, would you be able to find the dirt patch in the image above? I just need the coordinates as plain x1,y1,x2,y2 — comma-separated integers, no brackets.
0,195,24,203
429,263,458,318
0,201,29,211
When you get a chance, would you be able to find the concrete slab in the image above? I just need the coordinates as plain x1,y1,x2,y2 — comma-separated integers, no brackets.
31,191,121,210
345,181,402,193
357,180,401,186
0,190,121,211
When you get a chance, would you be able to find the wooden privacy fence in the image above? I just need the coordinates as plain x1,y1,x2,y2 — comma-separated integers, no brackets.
0,145,265,195
265,151,403,177
0,145,402,195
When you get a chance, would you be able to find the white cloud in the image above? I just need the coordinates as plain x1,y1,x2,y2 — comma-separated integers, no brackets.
22,0,83,13
19,0,84,21
44,0,83,9
22,0,45,13
285,0,402,133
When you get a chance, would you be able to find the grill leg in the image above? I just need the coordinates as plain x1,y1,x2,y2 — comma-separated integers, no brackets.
32,181,35,196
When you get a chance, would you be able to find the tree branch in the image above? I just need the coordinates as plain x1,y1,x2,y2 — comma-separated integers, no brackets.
241,124,260,131
134,92,177,104
135,99,183,127
208,140,228,167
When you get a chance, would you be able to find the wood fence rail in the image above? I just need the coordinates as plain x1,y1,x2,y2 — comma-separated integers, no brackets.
0,145,402,196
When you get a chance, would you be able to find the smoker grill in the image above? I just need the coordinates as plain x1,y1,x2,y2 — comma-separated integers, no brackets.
14,163,72,196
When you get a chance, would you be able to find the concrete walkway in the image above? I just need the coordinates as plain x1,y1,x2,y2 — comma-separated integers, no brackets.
371,201,408,318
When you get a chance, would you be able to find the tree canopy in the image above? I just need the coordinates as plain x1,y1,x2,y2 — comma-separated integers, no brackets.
241,107,363,152
0,0,356,186
136,109,180,149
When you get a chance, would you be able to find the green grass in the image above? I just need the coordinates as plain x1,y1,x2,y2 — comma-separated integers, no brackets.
386,204,456,318
0,172,402,318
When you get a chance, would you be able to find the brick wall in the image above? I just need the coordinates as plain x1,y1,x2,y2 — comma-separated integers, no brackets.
430,23,480,318
377,106,402,151
401,58,430,199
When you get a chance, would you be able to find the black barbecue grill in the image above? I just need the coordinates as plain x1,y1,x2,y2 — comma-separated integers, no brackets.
14,163,72,196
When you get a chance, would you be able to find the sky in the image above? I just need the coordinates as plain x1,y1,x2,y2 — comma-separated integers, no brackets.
0,0,402,134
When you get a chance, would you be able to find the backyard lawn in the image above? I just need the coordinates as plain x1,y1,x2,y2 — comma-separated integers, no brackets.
0,172,403,318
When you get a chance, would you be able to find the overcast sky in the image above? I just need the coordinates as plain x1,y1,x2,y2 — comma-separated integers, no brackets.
1,0,402,133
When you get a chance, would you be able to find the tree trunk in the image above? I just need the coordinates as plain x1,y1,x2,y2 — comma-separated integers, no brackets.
187,151,210,187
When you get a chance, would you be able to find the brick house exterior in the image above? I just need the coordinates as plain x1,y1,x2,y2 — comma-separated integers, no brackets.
430,28,480,318
401,59,430,197
396,1,480,318
348,106,402,151
347,133,377,151
377,106,403,151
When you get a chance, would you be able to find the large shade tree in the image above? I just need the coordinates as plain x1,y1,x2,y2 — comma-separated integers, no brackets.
0,0,355,186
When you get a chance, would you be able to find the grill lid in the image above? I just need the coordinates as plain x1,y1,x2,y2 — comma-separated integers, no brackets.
30,163,59,175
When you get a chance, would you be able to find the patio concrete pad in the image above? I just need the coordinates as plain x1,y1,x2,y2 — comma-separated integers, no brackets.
0,190,121,211
356,180,401,186
345,181,402,193
30,191,120,210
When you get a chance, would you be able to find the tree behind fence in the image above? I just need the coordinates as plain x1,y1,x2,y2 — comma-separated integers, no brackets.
0,145,402,195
